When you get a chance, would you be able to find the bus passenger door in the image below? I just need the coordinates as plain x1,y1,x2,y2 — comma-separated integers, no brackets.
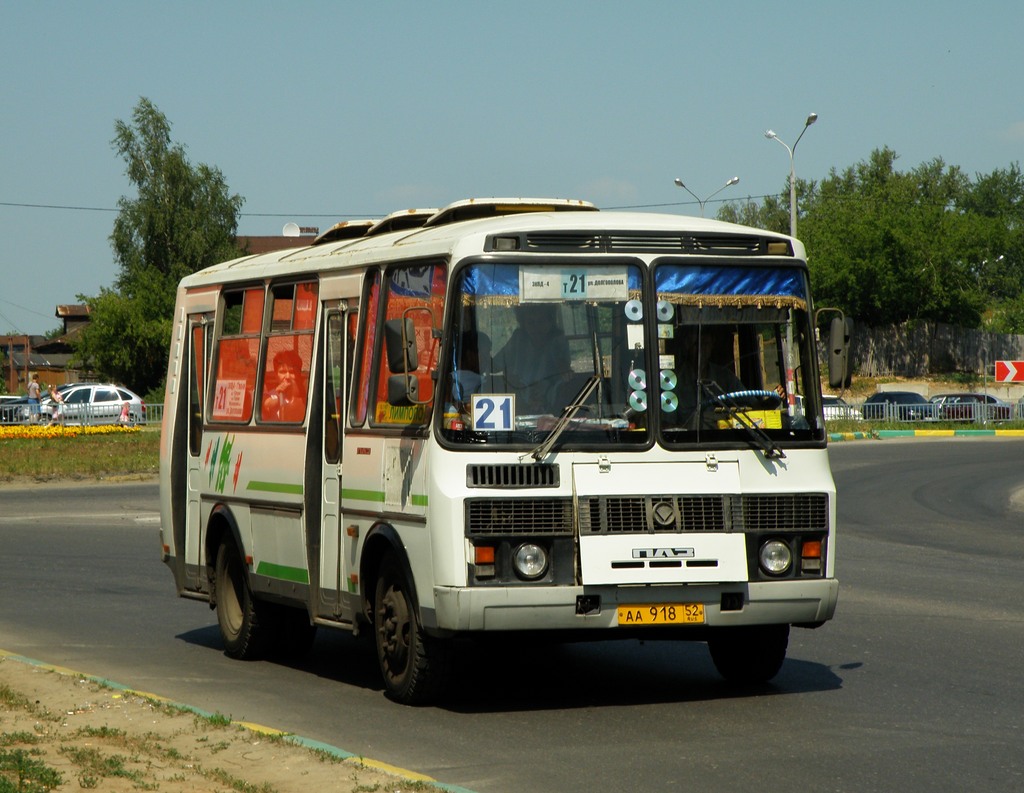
318,307,355,618
185,316,211,591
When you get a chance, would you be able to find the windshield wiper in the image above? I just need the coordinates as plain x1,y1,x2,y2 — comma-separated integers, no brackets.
526,375,602,462
699,380,786,460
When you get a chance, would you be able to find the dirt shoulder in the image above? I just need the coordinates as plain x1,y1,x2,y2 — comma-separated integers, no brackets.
0,654,437,793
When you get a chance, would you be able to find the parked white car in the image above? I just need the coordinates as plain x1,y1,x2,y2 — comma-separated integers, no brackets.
42,383,146,425
822,394,863,421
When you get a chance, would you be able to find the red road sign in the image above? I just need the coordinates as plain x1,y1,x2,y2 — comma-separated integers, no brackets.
995,360,1024,382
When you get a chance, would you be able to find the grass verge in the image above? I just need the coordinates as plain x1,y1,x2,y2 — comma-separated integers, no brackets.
0,427,160,482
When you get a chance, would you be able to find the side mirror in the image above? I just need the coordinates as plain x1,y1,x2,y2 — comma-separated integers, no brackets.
387,373,419,406
384,318,417,374
828,316,853,389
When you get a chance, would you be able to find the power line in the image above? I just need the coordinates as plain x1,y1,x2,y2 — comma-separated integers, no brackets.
0,200,380,218
2,197,775,217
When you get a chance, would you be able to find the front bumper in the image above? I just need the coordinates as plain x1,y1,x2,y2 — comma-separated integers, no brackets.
429,578,839,632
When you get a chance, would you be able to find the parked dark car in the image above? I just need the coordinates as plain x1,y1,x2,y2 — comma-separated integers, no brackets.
862,391,932,421
931,392,1013,422
0,396,33,424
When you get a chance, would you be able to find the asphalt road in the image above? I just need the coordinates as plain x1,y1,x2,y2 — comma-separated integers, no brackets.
1,438,1023,792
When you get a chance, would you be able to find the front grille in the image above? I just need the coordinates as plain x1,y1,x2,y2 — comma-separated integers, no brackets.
741,493,829,531
466,493,827,537
579,493,827,534
466,498,574,536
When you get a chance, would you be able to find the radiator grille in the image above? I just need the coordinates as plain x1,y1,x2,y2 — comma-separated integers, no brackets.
579,493,827,534
740,493,829,531
466,493,827,536
466,498,574,536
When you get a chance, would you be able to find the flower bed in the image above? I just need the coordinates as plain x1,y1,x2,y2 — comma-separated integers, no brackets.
0,424,141,440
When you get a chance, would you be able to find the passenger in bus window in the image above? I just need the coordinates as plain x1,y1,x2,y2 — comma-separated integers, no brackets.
263,348,307,421
492,304,570,412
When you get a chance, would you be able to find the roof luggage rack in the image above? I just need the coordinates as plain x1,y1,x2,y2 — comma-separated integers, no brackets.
422,197,597,228
312,219,377,245
366,208,437,236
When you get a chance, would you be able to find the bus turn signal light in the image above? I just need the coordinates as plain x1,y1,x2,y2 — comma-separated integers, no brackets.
474,546,495,565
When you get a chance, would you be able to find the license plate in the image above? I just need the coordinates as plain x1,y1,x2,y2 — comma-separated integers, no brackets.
617,603,705,626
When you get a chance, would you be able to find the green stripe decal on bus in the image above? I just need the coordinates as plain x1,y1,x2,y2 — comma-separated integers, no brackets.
247,481,304,495
342,488,428,507
255,561,309,584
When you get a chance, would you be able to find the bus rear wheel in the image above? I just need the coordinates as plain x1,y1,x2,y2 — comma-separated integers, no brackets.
373,556,449,705
708,624,789,684
215,540,269,660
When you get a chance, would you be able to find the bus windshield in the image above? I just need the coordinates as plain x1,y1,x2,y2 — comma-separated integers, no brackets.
440,261,649,448
438,260,824,451
653,262,823,445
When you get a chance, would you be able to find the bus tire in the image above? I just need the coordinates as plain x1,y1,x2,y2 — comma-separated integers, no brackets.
215,540,269,660
708,624,789,684
373,556,449,705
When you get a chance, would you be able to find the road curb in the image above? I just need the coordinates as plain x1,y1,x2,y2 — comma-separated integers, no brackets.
0,649,479,793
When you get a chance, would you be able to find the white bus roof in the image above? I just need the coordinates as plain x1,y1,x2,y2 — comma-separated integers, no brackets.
181,197,800,288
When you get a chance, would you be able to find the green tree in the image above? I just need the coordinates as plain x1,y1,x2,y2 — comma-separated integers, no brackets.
961,165,1024,312
74,98,244,394
716,192,791,233
799,148,985,327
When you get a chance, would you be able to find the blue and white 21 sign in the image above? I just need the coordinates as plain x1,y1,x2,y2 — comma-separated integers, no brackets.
995,360,1024,382
471,394,515,431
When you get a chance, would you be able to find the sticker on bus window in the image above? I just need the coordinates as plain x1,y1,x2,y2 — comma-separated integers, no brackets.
471,394,515,431
520,267,630,302
213,379,248,419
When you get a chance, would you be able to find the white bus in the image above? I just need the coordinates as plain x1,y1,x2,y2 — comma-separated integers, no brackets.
159,197,844,704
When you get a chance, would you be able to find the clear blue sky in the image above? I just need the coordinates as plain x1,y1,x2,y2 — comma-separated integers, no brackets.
2,1,1021,337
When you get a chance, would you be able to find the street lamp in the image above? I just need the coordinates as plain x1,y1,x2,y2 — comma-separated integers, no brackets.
764,112,818,237
673,176,740,217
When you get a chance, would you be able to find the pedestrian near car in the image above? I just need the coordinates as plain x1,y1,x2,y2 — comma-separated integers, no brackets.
26,374,41,423
47,383,65,425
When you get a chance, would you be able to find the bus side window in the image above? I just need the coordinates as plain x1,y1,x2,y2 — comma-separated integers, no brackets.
370,263,445,426
260,280,318,424
211,287,263,423
324,309,356,464
351,270,381,427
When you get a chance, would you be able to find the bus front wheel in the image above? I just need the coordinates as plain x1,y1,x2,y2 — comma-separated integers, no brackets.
215,541,269,660
708,624,789,684
373,556,449,705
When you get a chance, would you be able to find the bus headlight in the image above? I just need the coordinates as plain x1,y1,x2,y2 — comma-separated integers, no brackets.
512,543,549,580
759,540,792,576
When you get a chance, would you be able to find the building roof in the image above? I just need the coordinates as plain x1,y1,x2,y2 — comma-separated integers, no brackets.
238,235,317,255
55,304,91,319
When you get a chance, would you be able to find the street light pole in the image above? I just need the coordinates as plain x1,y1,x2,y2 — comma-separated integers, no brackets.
673,176,740,217
764,112,818,237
